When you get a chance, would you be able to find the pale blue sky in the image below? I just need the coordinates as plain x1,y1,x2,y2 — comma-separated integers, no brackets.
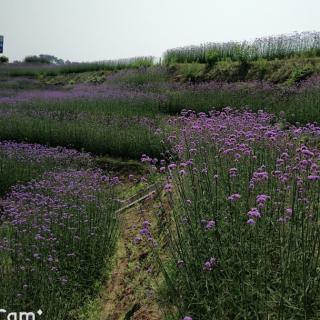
0,0,319,62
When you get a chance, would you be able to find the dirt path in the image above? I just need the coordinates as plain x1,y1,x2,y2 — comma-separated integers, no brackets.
99,192,163,320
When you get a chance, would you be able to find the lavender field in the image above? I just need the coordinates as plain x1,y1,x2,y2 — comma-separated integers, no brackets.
0,31,320,320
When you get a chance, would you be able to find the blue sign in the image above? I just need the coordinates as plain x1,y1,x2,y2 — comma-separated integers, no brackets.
0,36,3,53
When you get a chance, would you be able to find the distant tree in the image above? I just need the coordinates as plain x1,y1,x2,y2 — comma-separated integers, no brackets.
24,54,64,65
39,54,64,65
0,56,9,64
24,55,50,64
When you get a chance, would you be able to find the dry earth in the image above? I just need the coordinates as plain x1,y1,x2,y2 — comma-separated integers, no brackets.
99,192,163,320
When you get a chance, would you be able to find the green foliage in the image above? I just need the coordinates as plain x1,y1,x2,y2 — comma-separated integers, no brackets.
59,57,155,74
108,67,168,90
0,57,155,78
0,55,9,64
95,157,145,175
0,99,163,159
170,57,320,83
205,50,220,66
164,31,320,64
72,298,102,320
171,63,206,82
41,71,111,86
24,54,64,65
247,58,272,80
161,85,320,124
24,55,52,64
204,59,246,81
285,66,313,85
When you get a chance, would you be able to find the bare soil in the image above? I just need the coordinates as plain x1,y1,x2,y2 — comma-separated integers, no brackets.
99,193,163,320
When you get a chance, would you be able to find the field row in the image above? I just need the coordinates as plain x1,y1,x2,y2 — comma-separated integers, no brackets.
0,142,120,319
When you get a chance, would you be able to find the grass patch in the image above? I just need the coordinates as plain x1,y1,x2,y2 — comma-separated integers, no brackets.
0,57,155,78
0,99,164,159
162,83,320,124
169,57,320,83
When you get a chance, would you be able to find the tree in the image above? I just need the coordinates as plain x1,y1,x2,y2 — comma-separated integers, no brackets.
24,54,64,65
0,56,9,64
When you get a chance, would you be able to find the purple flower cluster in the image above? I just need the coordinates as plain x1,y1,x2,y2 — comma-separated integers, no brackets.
203,257,217,271
201,219,216,230
228,193,241,202
136,220,157,247
164,109,320,212
0,140,92,164
0,169,118,308
143,107,320,318
0,83,161,105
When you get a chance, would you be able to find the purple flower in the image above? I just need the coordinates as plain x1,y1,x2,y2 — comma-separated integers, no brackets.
247,208,261,219
278,217,288,224
203,257,217,271
168,163,177,170
228,193,241,202
247,218,256,225
253,171,268,181
143,220,151,228
229,168,238,177
141,154,152,163
286,208,293,216
308,175,320,181
256,194,270,203
205,220,216,230
302,149,314,157
256,194,270,208
140,228,151,236
164,183,173,193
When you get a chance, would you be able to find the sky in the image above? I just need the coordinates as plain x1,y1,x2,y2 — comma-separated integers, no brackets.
0,0,319,62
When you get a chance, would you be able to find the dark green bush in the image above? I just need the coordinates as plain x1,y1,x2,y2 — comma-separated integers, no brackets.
0,56,9,64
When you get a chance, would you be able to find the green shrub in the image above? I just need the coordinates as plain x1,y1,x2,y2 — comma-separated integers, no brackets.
0,56,9,64
173,63,206,82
